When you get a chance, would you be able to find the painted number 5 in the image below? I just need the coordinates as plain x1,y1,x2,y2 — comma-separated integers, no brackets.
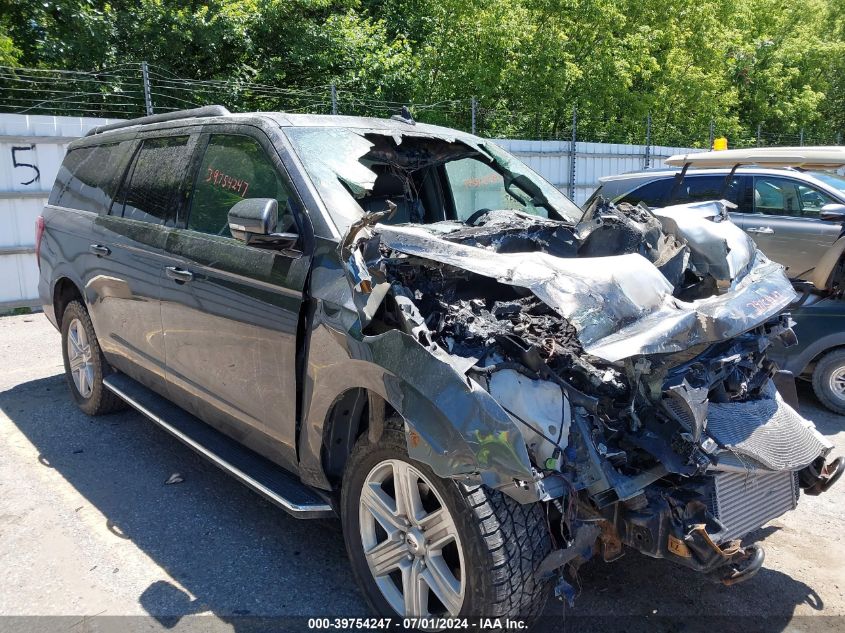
11,145,41,186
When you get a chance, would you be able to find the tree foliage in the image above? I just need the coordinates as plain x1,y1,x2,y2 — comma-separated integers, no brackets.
1,0,843,145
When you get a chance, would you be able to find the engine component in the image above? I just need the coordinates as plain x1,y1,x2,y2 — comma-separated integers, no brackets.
708,470,798,542
706,383,833,471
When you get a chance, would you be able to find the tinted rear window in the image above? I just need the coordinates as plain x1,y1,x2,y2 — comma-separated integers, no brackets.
674,175,743,204
49,144,121,212
112,136,192,225
617,178,674,207
617,174,747,208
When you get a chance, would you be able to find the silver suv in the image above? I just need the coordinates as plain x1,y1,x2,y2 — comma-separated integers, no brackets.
588,166,845,277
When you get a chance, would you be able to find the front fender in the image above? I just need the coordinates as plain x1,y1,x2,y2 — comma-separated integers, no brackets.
299,324,535,495
771,331,845,376
769,297,845,375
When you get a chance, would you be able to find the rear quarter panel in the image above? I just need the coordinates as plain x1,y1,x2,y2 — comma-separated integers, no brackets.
38,205,99,328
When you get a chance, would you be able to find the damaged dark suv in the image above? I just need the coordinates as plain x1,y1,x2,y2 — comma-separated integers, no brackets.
38,106,843,624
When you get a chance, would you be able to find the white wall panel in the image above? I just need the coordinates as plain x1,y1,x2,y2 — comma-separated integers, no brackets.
0,113,120,308
494,138,701,205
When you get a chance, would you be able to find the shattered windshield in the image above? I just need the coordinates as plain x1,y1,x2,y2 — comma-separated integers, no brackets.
285,126,582,232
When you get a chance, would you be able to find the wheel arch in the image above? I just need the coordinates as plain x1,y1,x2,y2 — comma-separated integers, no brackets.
298,328,536,499
320,386,393,488
788,336,845,377
52,276,84,330
811,343,845,371
810,346,845,414
298,356,397,491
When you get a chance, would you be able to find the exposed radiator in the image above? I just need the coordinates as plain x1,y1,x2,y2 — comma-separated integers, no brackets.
706,383,830,471
708,470,799,542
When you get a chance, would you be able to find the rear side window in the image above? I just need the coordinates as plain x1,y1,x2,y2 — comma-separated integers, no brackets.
617,178,674,207
187,134,295,237
49,144,120,212
673,175,744,205
112,136,192,225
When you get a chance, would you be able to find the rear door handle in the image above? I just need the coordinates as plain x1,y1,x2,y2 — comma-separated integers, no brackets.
89,244,111,257
747,226,774,235
165,266,194,283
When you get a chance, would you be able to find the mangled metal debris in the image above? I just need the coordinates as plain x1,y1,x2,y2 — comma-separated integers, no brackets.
290,121,841,596
346,205,796,363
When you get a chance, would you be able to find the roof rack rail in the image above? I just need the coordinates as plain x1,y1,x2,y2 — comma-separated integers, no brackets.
85,105,232,137
666,146,845,170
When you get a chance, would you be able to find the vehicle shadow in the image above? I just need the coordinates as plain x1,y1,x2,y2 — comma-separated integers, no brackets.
0,374,833,632
0,373,367,629
796,382,844,435
538,549,826,633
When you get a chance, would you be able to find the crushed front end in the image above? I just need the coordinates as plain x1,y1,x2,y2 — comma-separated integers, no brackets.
341,202,841,594
299,124,841,597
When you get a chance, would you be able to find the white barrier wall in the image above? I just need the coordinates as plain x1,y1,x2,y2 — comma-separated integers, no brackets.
0,114,120,308
0,112,695,308
494,139,698,206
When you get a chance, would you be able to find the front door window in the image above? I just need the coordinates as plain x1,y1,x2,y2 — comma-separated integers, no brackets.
188,134,297,237
753,176,833,217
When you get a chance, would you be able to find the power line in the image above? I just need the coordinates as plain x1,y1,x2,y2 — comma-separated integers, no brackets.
3,63,837,147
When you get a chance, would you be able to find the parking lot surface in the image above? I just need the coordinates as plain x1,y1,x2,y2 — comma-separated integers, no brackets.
1,313,843,632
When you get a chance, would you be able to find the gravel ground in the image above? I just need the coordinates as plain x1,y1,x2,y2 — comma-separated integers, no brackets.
0,313,843,632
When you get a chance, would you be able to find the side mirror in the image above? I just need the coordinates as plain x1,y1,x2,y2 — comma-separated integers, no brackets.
820,203,845,223
227,197,301,254
228,198,278,240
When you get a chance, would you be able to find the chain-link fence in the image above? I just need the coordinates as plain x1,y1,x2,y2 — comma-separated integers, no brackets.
2,62,843,149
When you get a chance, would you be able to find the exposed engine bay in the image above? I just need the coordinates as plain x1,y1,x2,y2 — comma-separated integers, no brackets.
289,124,843,594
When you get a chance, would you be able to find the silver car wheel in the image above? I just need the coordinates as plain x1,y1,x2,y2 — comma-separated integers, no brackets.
830,365,845,403
359,459,465,617
67,317,94,399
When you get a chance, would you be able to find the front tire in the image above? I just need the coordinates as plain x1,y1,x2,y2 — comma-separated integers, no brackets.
61,300,124,416
341,422,551,624
812,349,845,415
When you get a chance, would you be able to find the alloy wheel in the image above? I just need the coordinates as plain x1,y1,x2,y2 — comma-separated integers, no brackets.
829,365,845,403
359,459,465,617
67,317,94,399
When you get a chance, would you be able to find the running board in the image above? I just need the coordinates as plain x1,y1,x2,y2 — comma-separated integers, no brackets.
103,373,335,519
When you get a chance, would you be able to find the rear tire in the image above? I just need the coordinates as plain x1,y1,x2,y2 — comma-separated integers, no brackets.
60,300,124,416
812,349,845,416
341,421,551,626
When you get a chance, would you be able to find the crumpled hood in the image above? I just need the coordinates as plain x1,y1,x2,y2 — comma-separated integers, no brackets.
361,201,797,363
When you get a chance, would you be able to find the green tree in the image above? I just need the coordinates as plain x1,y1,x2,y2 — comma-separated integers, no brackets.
0,0,842,144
